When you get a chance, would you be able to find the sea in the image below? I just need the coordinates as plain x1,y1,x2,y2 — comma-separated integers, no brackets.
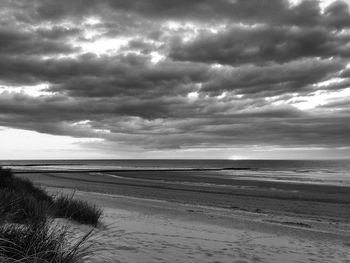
0,159,349,187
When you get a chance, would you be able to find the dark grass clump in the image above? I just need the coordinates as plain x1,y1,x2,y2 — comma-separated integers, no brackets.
0,167,101,262
0,167,52,204
0,189,48,224
0,168,103,226
0,221,93,263
53,194,102,227
0,167,12,180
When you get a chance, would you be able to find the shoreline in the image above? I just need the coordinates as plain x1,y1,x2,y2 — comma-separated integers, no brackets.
13,167,350,187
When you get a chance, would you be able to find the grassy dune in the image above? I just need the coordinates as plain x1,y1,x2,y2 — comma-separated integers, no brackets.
0,167,101,262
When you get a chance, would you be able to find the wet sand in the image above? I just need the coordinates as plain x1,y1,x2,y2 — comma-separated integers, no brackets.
18,170,350,220
16,171,350,262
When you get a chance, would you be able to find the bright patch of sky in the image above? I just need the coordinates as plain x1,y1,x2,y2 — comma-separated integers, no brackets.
0,83,55,97
78,37,130,55
0,127,105,159
288,0,348,10
266,76,350,110
291,88,350,110
150,52,165,63
187,91,199,100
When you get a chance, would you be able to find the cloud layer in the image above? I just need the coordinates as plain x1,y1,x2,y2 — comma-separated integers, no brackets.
0,0,349,157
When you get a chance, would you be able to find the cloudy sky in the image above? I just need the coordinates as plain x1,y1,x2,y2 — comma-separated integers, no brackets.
0,0,349,159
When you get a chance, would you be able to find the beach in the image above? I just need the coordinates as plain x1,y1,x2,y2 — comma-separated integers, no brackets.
15,169,350,263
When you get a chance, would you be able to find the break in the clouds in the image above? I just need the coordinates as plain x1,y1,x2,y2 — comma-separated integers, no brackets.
0,0,349,159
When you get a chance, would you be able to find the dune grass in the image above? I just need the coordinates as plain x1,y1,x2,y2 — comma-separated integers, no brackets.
0,167,52,203
0,221,93,263
53,194,102,227
0,189,48,224
0,167,102,262
0,167,102,226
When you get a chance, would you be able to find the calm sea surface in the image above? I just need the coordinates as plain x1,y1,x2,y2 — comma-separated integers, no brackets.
1,159,349,186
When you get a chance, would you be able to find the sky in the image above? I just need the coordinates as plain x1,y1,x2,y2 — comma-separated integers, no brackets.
0,0,349,160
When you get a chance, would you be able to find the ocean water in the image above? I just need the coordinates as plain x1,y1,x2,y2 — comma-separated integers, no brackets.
1,159,349,186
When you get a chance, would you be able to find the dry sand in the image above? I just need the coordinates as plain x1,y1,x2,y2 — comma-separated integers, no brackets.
47,187,350,263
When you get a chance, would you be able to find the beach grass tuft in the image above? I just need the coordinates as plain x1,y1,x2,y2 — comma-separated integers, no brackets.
0,167,102,226
53,193,102,227
0,167,53,203
0,221,93,263
0,189,48,224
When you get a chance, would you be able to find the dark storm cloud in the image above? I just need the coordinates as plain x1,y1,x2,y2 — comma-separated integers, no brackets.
0,53,209,97
202,58,345,95
169,25,350,65
4,0,285,23
0,52,344,98
34,0,349,29
323,0,350,29
90,114,349,150
340,68,350,78
6,0,349,29
36,26,82,40
0,0,349,154
0,27,78,56
0,89,348,149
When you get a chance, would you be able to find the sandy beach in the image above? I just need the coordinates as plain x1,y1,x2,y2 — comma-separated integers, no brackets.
17,171,350,263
